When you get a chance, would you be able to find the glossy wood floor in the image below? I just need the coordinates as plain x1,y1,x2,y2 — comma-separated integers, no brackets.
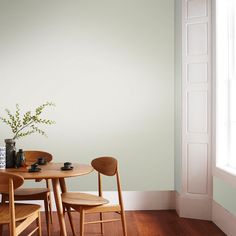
3,210,226,236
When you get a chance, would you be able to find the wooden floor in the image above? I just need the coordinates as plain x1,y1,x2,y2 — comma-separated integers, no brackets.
3,210,226,236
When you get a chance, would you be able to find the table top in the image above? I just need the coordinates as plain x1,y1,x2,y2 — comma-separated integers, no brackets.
0,162,93,179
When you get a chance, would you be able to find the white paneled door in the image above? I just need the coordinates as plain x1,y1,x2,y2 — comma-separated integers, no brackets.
177,0,212,220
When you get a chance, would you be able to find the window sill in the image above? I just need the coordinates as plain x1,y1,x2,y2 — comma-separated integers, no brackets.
213,165,236,188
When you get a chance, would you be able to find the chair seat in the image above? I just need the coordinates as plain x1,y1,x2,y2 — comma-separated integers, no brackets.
3,188,50,197
3,188,50,201
62,192,109,206
14,188,50,196
0,203,41,224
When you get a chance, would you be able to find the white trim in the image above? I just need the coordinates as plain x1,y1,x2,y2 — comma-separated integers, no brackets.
211,0,216,175
212,200,236,236
175,191,212,220
213,167,236,188
14,191,175,212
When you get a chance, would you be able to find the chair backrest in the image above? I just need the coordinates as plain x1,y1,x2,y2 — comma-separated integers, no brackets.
0,173,24,227
0,172,24,192
24,150,53,164
91,157,117,176
91,156,124,208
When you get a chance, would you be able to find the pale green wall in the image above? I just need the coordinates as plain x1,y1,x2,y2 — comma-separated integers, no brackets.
174,0,182,193
213,177,236,216
0,0,174,191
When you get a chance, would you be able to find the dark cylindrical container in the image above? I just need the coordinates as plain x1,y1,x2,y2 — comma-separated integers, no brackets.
5,139,16,168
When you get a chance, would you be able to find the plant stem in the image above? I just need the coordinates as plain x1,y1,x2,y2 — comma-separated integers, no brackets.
13,120,34,139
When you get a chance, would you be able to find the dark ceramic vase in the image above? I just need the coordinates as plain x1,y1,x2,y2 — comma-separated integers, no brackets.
5,139,16,168
15,149,25,168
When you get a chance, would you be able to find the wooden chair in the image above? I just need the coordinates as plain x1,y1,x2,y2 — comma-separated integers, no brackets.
62,156,127,236
0,172,42,236
1,150,53,236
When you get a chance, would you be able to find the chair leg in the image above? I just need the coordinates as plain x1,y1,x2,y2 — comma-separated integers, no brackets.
37,211,42,236
46,179,53,224
80,208,85,236
121,209,127,236
1,194,6,204
66,206,76,236
48,193,53,224
0,224,3,236
44,198,51,236
100,212,104,234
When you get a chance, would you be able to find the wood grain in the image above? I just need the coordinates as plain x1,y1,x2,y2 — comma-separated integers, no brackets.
24,150,53,166
0,204,41,224
62,192,109,206
2,150,54,236
4,210,226,236
62,157,127,236
2,163,93,180
0,172,42,236
91,157,117,176
2,163,93,236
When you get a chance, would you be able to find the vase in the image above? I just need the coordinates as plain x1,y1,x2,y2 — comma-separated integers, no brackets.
5,139,16,168
15,149,25,168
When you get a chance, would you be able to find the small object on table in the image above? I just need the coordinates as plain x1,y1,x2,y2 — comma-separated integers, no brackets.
15,149,26,168
5,139,16,168
0,147,6,169
37,157,46,165
28,163,41,172
61,162,73,171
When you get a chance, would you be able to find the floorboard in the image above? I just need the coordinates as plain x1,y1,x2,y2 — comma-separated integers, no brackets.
2,210,226,236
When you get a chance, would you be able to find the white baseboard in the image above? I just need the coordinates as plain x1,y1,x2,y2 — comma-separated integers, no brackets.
14,190,175,211
212,201,236,236
175,192,212,220
119,191,176,210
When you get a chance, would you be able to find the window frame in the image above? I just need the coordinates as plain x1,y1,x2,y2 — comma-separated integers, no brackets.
212,0,236,187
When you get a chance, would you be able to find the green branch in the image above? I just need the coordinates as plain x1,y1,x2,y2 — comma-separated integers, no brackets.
0,102,56,140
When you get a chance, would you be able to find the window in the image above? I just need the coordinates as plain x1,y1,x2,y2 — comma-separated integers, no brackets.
215,0,236,174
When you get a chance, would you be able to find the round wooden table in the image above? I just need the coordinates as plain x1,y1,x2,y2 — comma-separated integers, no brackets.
1,162,93,236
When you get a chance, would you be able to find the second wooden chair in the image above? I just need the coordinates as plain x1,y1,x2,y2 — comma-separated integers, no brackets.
62,156,127,236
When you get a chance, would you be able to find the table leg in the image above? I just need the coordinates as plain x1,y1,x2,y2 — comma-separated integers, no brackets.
59,178,67,192
52,178,67,236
